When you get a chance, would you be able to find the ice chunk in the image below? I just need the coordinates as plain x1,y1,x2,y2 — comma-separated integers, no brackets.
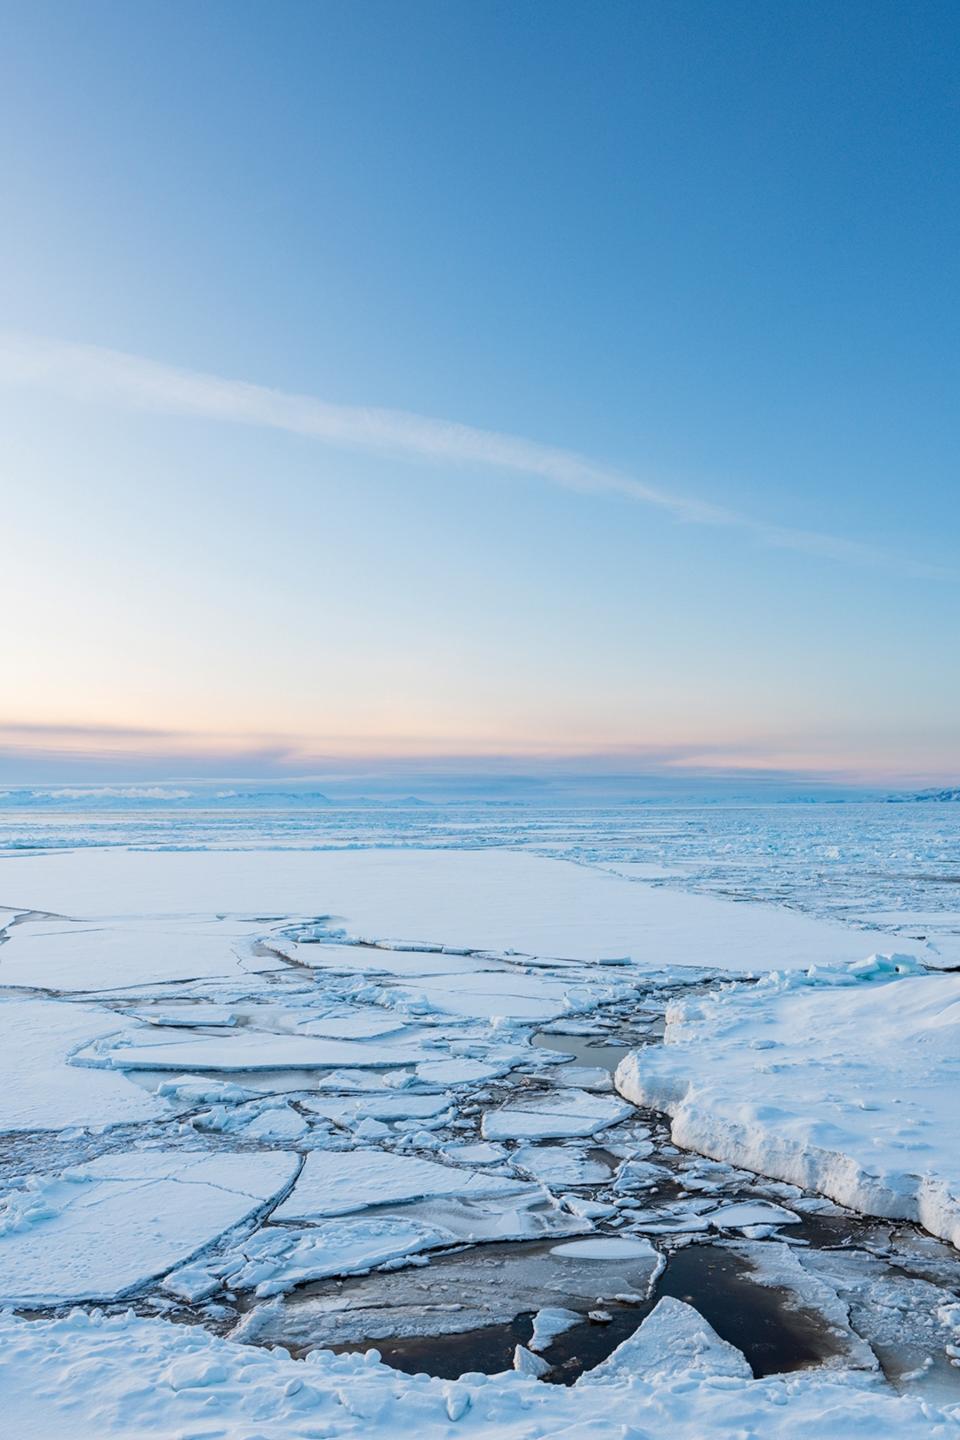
513,1343,551,1377
551,1237,659,1262
703,1201,801,1230
416,1057,509,1085
530,1306,582,1352
580,1297,751,1382
442,1141,508,1165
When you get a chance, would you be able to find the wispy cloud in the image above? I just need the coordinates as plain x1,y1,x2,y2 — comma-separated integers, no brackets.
0,720,952,788
0,331,950,579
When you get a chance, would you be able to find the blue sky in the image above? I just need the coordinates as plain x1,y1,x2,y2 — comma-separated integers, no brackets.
1,0,958,784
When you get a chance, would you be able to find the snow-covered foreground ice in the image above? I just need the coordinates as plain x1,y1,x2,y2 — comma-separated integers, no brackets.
616,958,960,1246
0,843,958,1436
1,1307,955,1439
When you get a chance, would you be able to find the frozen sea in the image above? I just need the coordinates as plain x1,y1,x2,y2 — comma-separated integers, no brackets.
1,791,958,1437
2,792,959,951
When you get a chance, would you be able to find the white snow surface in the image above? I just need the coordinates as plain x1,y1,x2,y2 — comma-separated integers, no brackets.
616,962,960,1247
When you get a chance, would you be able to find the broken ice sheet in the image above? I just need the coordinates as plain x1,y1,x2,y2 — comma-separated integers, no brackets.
268,939,497,978
415,1056,510,1085
482,1088,632,1141
796,1246,960,1402
385,969,606,1022
272,1148,531,1221
0,917,268,991
702,1200,801,1231
727,1240,877,1372
0,1150,299,1305
301,1093,454,1125
215,1215,452,1297
232,1228,665,1351
441,1141,508,1165
544,1064,613,1092
127,1003,240,1029
294,1012,410,1039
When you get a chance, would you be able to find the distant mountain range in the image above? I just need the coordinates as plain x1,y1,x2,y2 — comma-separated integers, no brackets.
889,788,960,802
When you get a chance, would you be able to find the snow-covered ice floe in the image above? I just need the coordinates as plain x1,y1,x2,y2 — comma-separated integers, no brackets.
578,1295,752,1382
0,1150,298,1304
616,957,960,1246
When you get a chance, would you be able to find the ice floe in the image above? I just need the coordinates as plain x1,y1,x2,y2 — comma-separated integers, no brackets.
616,961,960,1246
482,1088,632,1140
0,1150,298,1304
82,1030,435,1072
580,1296,752,1382
0,917,267,991
0,997,169,1131
529,1305,582,1352
511,1143,612,1187
1,846,925,971
272,1148,531,1220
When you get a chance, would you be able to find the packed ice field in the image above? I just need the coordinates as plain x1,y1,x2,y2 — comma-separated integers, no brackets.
0,799,958,1437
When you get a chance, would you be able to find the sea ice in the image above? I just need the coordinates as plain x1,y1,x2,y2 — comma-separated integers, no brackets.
529,1305,582,1351
550,1237,660,1261
84,1030,435,1071
1,847,924,971
0,917,265,991
0,1150,298,1304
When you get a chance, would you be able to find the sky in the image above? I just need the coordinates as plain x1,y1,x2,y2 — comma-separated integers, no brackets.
1,0,958,788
